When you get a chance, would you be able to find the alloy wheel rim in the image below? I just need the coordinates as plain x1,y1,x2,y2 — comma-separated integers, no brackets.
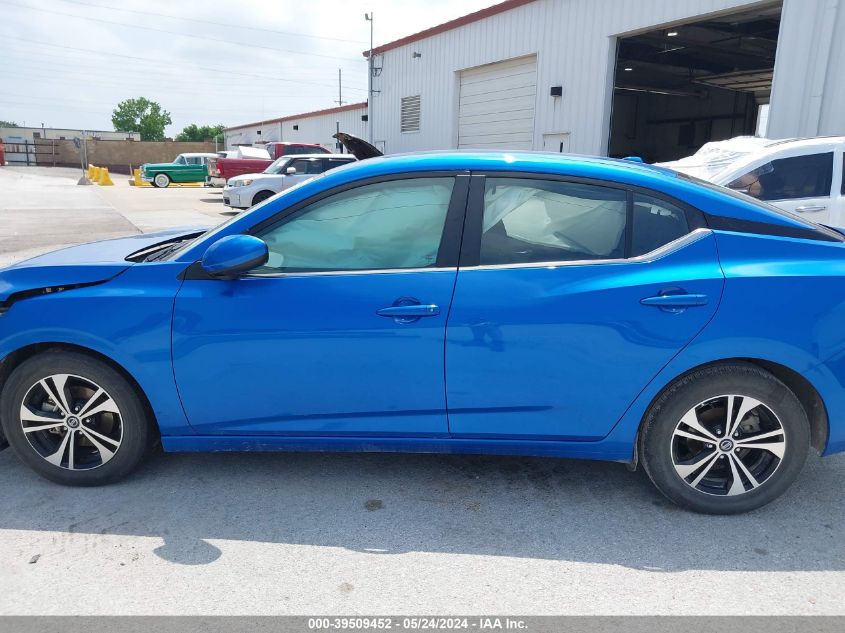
670,394,786,496
19,374,123,471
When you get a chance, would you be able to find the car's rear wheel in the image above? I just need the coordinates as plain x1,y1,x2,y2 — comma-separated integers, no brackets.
153,173,170,188
251,190,275,206
640,363,809,514
0,351,150,486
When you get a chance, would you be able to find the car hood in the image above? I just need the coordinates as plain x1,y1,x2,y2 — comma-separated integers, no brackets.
231,172,274,182
142,162,178,170
333,132,383,160
0,227,206,304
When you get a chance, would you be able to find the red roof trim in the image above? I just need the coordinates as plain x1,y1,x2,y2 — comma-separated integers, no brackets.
225,101,368,132
363,0,536,57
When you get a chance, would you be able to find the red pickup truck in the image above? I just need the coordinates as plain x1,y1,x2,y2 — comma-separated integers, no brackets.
207,142,330,186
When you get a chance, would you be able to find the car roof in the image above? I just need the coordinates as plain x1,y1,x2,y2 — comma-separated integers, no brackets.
267,142,325,146
281,153,355,160
326,150,681,184
763,135,845,148
319,151,833,231
178,152,218,157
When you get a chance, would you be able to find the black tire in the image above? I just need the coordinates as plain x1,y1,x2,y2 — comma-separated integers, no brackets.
152,173,170,188
640,362,810,514
0,351,150,486
251,190,275,206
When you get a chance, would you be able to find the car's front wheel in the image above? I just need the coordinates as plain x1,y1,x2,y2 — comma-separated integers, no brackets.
152,173,171,188
0,351,151,485
640,363,810,514
251,190,275,206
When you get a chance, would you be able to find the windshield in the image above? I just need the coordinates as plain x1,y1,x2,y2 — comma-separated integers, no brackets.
173,155,187,165
263,157,292,175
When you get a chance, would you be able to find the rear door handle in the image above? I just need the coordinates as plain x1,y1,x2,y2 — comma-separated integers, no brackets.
377,304,440,318
795,205,827,213
641,294,708,310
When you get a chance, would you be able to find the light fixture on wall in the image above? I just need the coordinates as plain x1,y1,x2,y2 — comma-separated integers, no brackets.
412,51,422,59
667,30,679,37
293,125,299,130
623,67,634,72
550,86,563,97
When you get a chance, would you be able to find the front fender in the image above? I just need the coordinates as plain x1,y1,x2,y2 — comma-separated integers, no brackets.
0,263,192,436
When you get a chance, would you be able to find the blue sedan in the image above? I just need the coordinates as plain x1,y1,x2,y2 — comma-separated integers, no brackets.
1,152,844,514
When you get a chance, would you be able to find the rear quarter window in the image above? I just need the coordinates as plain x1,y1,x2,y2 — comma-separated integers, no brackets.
631,194,690,257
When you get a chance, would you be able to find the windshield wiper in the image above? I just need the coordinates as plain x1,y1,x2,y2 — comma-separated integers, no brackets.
144,243,183,262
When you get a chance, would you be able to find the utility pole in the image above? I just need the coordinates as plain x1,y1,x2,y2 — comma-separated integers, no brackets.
365,12,374,144
335,68,344,106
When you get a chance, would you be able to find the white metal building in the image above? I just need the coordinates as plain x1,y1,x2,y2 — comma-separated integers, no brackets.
224,102,368,153
362,0,844,162
0,126,138,143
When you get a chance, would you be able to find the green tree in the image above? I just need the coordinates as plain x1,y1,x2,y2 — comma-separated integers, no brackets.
0,120,19,128
111,97,172,141
175,123,225,142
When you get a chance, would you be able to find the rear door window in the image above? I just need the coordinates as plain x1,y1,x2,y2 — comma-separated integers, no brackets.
474,177,696,266
479,178,627,265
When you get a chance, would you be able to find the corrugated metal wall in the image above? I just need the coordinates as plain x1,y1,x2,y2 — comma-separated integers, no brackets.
768,0,844,138
225,0,843,156
225,105,368,152
371,0,789,155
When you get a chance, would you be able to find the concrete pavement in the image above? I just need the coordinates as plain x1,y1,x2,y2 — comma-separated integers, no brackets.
0,167,227,266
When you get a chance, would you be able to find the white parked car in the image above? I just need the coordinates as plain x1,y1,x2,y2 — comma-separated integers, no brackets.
222,154,357,209
660,136,845,228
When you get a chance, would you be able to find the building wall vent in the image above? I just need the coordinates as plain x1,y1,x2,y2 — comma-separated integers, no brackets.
401,95,421,133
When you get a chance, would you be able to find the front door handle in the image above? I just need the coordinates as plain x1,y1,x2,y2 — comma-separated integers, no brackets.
795,205,827,213
377,298,440,324
641,292,708,313
376,304,440,318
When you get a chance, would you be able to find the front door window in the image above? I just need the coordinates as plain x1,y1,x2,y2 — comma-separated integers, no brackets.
254,178,455,273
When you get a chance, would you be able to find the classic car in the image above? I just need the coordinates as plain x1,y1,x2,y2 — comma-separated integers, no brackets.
141,153,219,188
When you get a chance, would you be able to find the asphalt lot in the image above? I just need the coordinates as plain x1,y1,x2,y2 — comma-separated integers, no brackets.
0,166,843,615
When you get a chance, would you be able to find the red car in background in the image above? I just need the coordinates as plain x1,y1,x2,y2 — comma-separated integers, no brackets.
208,142,331,187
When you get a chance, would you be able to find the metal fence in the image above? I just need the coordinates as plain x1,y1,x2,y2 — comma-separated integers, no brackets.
1,139,58,166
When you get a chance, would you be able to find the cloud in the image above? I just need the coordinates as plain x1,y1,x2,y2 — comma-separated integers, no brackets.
0,0,500,135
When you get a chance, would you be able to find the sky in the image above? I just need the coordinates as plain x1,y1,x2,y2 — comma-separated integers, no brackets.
0,0,501,136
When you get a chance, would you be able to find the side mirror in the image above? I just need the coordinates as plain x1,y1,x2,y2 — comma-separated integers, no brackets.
286,166,297,175
201,235,268,278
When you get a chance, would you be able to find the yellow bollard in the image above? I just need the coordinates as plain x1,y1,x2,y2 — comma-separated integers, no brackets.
133,169,143,187
98,166,114,186
91,166,101,181
87,165,94,180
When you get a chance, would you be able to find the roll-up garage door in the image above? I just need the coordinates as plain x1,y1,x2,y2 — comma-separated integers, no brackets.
458,55,537,150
